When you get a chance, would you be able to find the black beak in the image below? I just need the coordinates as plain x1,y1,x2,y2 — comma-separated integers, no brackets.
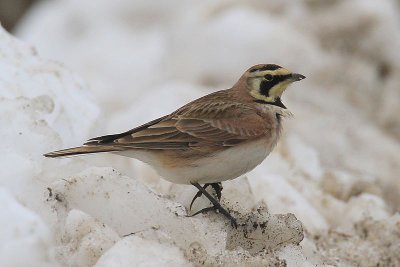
291,73,306,81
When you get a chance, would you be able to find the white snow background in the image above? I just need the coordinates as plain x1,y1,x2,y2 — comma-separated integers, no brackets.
1,0,400,266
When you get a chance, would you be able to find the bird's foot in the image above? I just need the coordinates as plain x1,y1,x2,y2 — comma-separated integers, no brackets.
189,182,237,228
189,182,222,210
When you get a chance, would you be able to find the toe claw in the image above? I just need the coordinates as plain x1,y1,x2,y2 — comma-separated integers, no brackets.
189,184,211,210
189,191,203,210
189,206,217,217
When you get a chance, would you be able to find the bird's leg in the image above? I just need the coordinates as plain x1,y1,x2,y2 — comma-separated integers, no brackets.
189,183,210,210
190,182,237,228
211,182,223,201
189,182,223,210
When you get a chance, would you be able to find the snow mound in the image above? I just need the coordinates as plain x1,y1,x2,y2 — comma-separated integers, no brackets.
47,167,304,265
95,235,190,267
0,188,57,267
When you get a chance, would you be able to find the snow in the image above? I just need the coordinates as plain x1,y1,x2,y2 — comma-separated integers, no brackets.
0,0,399,265
0,188,57,267
277,245,314,267
248,172,329,234
56,210,120,267
46,166,303,265
94,236,190,267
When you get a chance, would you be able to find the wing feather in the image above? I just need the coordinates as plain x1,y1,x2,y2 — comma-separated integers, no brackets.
86,91,270,150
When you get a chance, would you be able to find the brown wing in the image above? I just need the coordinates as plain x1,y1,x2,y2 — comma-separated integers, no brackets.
86,90,270,150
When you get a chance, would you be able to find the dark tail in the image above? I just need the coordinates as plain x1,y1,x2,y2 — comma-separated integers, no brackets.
44,146,121,158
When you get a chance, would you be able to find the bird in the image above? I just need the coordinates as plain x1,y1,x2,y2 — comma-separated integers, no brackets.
44,64,305,227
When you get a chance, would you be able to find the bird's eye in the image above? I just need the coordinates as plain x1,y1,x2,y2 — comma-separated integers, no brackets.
264,74,273,81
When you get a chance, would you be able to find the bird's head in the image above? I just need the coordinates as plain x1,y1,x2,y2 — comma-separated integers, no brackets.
239,64,305,107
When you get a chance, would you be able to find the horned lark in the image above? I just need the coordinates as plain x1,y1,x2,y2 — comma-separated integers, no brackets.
45,64,305,226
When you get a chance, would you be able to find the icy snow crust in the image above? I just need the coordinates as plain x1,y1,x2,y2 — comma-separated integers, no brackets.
1,0,400,266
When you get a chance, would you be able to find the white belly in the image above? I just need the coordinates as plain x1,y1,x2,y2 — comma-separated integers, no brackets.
184,138,274,184
116,135,279,184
